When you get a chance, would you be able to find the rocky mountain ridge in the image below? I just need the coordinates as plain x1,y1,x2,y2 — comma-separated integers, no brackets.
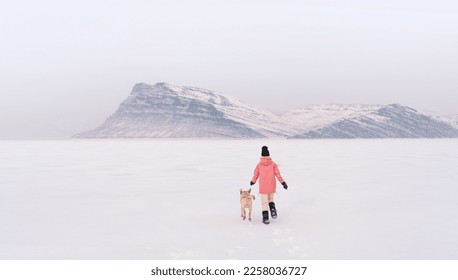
75,82,458,138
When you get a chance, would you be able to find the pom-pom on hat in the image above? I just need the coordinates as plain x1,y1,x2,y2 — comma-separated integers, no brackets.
261,146,270,157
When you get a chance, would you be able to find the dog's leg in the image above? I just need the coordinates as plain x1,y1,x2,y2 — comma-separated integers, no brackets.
241,208,246,220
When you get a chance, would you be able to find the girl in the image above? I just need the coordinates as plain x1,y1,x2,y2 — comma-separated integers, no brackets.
250,146,288,224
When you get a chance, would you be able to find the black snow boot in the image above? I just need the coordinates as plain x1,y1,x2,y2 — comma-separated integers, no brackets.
269,202,277,219
262,211,270,225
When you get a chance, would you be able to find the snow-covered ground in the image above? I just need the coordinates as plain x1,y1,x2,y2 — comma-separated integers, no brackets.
1,139,457,259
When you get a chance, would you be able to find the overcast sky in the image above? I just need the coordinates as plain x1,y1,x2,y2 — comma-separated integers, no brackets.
1,0,458,139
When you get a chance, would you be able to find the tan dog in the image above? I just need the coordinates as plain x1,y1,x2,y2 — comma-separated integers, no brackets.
240,188,256,221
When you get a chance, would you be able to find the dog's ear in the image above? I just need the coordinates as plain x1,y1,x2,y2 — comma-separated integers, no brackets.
240,189,242,194
248,188,251,193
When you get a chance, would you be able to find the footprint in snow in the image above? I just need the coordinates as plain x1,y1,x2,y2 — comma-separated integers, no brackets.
273,228,292,236
271,227,302,256
272,236,296,246
286,245,301,256
226,246,243,256
170,247,199,259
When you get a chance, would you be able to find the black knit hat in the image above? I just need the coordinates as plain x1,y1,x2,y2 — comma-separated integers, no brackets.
261,146,270,157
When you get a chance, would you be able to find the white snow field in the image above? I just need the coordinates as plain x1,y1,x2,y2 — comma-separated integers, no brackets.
1,139,457,259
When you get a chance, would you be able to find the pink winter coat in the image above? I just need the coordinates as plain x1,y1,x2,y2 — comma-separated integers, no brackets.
251,157,285,194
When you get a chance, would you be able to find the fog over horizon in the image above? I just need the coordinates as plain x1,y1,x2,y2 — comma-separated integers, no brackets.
1,0,458,139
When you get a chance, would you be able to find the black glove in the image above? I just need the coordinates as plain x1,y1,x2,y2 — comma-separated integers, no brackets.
282,182,288,190
250,181,255,186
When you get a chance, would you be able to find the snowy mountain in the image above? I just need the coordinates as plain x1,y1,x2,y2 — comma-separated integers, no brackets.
75,82,458,139
75,82,300,138
282,104,385,132
434,114,458,130
291,104,458,138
